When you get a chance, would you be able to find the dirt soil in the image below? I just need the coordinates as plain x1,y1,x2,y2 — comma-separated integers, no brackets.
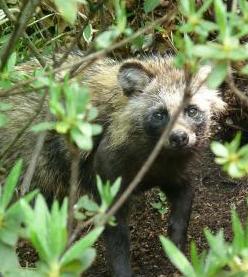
85,148,248,277
17,141,248,277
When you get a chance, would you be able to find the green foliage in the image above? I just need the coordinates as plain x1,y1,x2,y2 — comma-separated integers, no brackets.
160,205,248,276
32,76,102,151
150,190,168,217
144,0,160,13
0,161,120,276
75,176,121,225
0,160,38,275
21,195,103,276
176,0,248,87
95,0,132,49
54,0,87,25
211,132,248,178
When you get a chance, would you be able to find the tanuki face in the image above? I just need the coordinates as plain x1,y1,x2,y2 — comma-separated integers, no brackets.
115,57,226,151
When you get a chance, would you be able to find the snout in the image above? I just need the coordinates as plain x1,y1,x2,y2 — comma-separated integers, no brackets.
169,130,189,148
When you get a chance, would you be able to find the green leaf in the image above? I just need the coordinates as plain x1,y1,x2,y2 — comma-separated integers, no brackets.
87,107,98,121
0,102,12,111
197,0,213,15
7,52,17,72
49,199,68,259
0,113,7,127
228,46,248,61
180,0,191,15
115,0,127,32
144,0,160,13
210,142,229,157
31,122,55,132
54,0,78,24
71,128,93,150
61,226,104,266
204,229,227,258
83,23,93,44
95,29,120,49
78,122,92,137
91,124,102,136
61,248,96,274
55,121,71,134
238,144,248,157
231,208,245,252
0,226,18,246
229,132,241,153
75,86,89,113
190,241,202,274
214,0,227,38
0,243,19,273
207,62,227,88
75,195,99,212
241,64,248,75
193,44,226,59
0,160,22,210
110,177,121,198
160,236,197,277
228,162,243,178
6,190,38,218
21,195,51,262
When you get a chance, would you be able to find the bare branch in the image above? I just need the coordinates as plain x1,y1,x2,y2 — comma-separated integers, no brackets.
20,130,47,195
67,143,81,235
227,65,248,107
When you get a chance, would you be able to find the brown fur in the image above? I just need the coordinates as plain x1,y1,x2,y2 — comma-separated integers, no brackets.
1,53,226,276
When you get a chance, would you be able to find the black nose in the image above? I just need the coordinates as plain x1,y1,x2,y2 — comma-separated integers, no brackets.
169,131,189,147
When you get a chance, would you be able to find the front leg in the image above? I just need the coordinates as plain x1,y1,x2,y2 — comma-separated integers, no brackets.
103,204,133,277
94,137,133,277
162,184,194,250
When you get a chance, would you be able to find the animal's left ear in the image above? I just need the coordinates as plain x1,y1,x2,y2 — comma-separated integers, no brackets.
117,61,154,96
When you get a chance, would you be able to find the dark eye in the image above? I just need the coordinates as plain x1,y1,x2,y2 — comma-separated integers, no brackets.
186,106,199,118
152,112,166,121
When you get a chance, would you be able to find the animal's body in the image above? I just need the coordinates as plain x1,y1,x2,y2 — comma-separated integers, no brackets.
0,53,225,276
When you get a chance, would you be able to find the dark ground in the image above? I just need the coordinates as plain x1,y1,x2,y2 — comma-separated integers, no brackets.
18,144,248,277
86,148,248,277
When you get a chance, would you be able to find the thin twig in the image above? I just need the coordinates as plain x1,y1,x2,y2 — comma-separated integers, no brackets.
67,144,81,235
20,130,47,195
227,65,248,106
0,0,41,71
68,218,94,247
0,85,47,98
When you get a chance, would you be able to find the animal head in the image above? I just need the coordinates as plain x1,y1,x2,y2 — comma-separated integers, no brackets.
111,56,226,150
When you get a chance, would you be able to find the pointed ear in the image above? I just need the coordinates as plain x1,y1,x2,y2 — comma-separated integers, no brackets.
117,62,154,96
